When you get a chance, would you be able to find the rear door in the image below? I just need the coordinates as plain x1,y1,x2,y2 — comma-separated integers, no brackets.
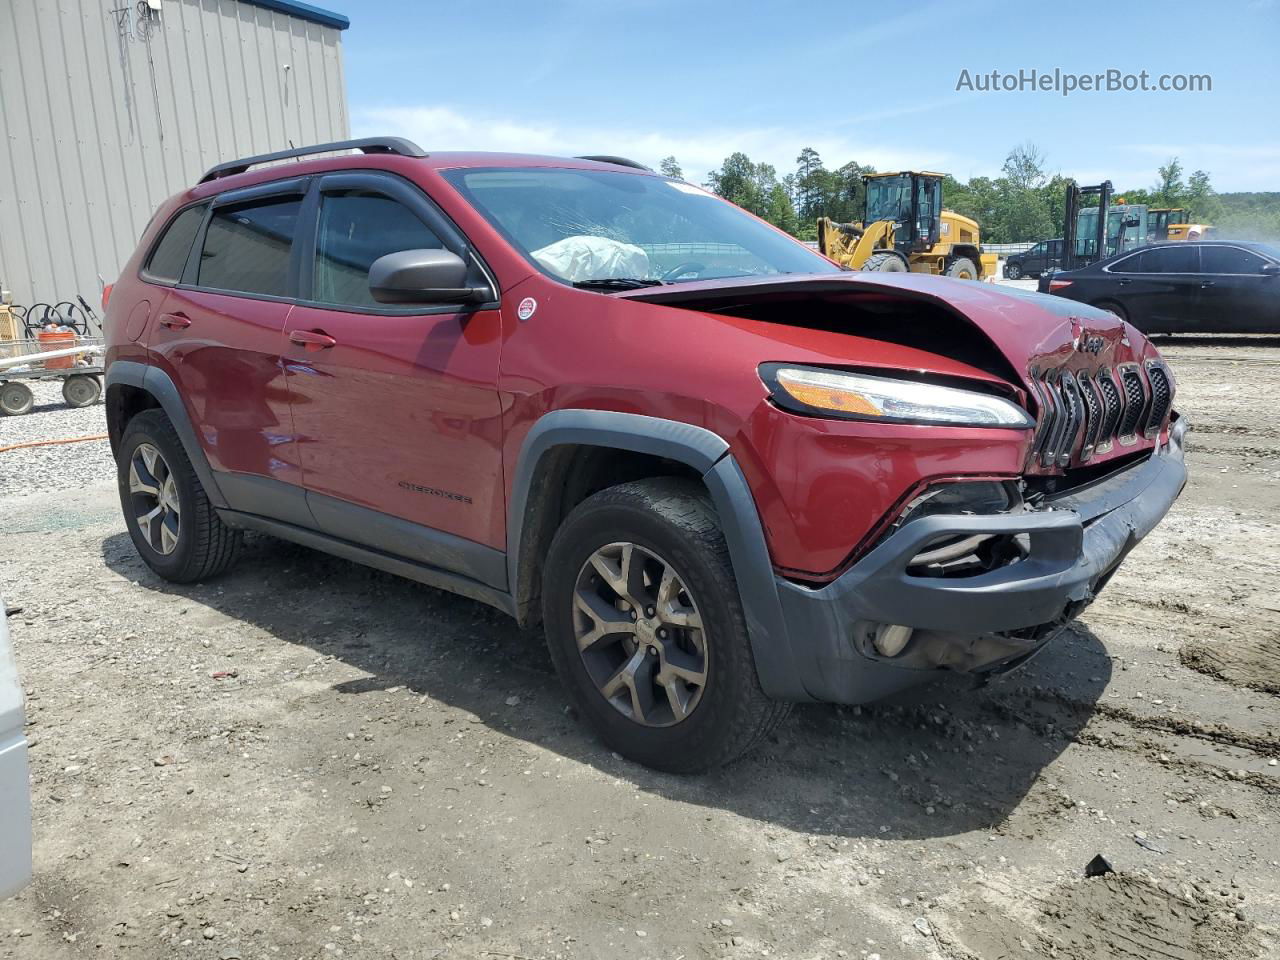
149,179,309,519
283,172,506,576
1198,245,1277,333
1104,246,1201,333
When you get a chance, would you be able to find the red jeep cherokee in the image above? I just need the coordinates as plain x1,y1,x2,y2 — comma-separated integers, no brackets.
103,138,1187,771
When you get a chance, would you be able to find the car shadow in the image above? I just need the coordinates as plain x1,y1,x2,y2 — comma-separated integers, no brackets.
100,529,1111,842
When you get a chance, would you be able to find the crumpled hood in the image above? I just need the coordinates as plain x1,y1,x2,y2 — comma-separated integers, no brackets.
617,271,1153,383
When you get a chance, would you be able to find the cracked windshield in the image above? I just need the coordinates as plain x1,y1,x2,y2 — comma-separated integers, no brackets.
444,167,839,286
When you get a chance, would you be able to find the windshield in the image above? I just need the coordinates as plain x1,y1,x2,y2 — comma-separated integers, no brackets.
865,174,912,223
442,167,839,285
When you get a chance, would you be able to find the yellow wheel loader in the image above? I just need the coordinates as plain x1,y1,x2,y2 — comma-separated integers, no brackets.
816,171,999,280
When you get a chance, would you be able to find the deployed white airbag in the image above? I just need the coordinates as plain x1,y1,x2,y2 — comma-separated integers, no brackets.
531,235,651,283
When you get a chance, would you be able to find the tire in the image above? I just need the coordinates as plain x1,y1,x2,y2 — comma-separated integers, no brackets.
541,478,791,772
946,256,978,280
1092,300,1129,323
0,382,34,416
61,374,101,408
117,408,241,583
1005,263,1022,280
861,251,908,273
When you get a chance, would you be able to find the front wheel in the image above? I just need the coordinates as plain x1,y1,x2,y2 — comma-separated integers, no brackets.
0,382,34,416
861,251,909,273
1005,262,1022,280
541,478,790,772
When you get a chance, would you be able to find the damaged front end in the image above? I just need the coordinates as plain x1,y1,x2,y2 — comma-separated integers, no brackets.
773,416,1188,704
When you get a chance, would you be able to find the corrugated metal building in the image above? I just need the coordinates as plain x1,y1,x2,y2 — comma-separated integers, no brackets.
0,0,350,327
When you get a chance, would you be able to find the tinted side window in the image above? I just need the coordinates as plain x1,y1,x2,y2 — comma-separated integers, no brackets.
312,191,445,307
145,204,207,283
1146,245,1199,273
198,197,302,297
1109,250,1148,273
1200,246,1267,274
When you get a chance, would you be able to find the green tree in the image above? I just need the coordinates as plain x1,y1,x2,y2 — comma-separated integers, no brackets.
658,156,683,180
705,152,763,213
1153,157,1185,207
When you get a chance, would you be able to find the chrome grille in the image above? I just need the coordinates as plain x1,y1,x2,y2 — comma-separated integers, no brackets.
1030,361,1173,467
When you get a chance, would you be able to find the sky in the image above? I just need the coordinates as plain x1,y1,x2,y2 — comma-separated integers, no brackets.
341,0,1280,193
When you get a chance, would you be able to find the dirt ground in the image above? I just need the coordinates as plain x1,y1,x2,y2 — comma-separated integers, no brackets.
1,335,1278,960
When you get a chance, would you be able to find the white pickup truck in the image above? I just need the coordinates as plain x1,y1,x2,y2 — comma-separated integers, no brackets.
0,598,32,898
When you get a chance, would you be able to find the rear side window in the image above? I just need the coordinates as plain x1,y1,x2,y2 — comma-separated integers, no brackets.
1110,250,1147,273
144,204,207,283
198,197,302,297
312,191,445,307
1201,246,1267,274
1145,246,1199,273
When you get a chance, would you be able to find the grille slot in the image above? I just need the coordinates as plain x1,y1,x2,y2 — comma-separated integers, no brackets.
1145,363,1173,437
1055,372,1084,467
1095,370,1123,452
1078,372,1103,459
1118,366,1147,440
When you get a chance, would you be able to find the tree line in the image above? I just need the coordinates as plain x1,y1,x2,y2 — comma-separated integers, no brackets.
660,145,1280,243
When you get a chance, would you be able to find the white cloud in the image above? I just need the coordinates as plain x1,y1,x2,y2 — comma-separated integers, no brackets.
353,105,954,184
1119,143,1280,191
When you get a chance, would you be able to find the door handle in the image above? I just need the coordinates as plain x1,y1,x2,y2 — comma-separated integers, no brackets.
1117,278,1131,285
289,329,337,349
1200,280,1215,288
159,312,191,329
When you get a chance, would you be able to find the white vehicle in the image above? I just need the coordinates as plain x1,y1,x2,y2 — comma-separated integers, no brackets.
0,598,32,898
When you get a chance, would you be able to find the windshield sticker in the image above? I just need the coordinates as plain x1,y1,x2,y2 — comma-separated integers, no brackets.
517,297,537,320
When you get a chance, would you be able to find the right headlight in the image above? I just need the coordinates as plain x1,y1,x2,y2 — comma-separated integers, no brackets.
761,364,1033,429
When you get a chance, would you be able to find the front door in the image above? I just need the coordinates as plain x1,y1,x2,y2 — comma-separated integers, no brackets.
283,173,506,574
1197,245,1275,334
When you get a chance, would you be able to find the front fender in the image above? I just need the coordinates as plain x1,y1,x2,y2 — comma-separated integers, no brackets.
508,409,810,701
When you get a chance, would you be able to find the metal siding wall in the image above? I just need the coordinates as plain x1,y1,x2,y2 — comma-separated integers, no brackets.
0,0,348,319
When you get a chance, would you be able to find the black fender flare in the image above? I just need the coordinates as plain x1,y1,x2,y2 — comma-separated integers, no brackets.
104,361,228,509
508,410,810,701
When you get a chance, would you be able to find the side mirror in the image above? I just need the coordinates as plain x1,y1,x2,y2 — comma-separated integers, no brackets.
1261,262,1280,277
368,249,489,305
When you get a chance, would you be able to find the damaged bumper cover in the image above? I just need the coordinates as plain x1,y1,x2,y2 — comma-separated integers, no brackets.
774,417,1188,703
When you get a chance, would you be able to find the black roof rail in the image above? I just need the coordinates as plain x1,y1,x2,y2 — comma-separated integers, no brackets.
199,137,427,184
575,155,653,172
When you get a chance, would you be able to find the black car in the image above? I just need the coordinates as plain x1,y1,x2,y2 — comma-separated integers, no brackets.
1005,238,1063,280
1038,241,1280,333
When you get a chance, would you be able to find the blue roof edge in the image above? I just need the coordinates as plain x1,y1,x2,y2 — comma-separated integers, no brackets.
242,0,350,31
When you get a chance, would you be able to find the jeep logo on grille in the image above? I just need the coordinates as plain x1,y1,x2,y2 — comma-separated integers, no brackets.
1076,334,1105,355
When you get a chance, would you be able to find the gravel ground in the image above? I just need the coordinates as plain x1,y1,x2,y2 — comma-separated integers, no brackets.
0,381,111,496
1,338,1278,960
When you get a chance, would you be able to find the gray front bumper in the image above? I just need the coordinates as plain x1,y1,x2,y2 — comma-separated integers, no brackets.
773,418,1188,703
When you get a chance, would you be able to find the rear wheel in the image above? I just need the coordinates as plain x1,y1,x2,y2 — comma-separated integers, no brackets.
541,478,790,772
1005,262,1022,280
0,382,34,416
1092,299,1129,323
861,251,909,273
946,256,978,280
118,409,241,582
62,374,101,408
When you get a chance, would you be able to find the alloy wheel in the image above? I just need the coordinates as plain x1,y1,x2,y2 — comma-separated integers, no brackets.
129,443,181,555
572,542,708,727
